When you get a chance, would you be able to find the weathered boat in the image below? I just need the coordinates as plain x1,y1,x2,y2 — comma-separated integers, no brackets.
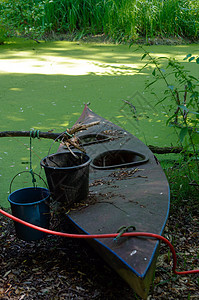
59,105,170,299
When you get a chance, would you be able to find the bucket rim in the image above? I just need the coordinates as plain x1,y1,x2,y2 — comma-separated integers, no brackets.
40,151,91,170
8,187,50,206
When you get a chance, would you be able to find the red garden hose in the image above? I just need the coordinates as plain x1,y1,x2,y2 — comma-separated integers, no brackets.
0,208,198,275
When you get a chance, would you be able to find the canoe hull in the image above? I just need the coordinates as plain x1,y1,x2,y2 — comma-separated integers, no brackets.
59,105,170,298
67,215,159,299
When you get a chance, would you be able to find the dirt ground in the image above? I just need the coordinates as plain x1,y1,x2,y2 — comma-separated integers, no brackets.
0,202,198,300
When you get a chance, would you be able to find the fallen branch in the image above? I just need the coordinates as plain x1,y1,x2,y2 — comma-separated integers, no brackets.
148,145,183,154
0,130,59,140
0,122,100,155
0,130,185,154
0,122,100,140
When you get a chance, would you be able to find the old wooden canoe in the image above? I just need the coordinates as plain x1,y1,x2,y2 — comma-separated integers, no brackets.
60,105,170,299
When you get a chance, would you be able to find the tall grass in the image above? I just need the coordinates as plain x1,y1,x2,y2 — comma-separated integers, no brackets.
134,0,199,39
0,0,199,41
164,162,199,214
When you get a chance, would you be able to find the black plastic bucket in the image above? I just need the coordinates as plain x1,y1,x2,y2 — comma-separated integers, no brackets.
8,187,50,241
40,151,91,208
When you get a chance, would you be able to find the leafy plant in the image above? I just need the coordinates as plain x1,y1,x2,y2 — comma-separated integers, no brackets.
137,46,199,184
0,0,53,39
0,20,7,44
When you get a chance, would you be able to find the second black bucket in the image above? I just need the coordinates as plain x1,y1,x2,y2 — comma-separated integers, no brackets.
40,151,91,208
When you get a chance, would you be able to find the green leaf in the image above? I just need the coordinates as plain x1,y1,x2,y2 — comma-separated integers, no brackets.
188,75,198,80
187,81,193,89
145,79,157,89
192,133,199,145
178,105,189,112
189,56,195,62
196,57,199,64
139,63,148,73
158,56,168,60
155,96,167,106
179,127,188,143
183,54,192,60
166,115,176,125
152,68,156,76
141,53,147,60
164,90,170,95
168,85,174,91
190,91,199,99
129,42,134,48
189,110,199,115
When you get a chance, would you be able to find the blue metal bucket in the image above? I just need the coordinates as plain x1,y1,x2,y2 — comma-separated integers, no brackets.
8,187,50,241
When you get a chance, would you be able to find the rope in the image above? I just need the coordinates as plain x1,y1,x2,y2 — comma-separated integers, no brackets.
114,225,136,241
29,134,37,188
64,130,74,138
30,130,40,139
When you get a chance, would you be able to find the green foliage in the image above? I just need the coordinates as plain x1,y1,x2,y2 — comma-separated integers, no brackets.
45,0,138,41
138,46,199,183
0,0,198,41
165,162,199,212
0,0,53,39
103,0,138,42
0,20,7,44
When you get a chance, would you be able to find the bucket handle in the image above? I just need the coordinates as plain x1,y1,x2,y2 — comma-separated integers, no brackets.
10,171,48,194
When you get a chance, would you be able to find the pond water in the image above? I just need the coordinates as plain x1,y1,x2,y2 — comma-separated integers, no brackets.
0,38,198,207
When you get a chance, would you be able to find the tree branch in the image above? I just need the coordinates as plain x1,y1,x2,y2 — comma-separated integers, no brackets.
0,131,60,140
148,145,183,154
0,130,184,154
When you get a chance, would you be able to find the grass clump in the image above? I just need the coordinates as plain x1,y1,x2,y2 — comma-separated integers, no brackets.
136,0,199,40
164,162,199,215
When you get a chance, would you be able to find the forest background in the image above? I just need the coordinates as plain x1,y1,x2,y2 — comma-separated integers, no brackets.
0,0,199,43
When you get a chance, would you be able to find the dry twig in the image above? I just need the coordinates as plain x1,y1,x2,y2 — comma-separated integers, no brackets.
60,121,100,155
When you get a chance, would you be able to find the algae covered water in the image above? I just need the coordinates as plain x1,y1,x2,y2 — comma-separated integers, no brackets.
0,38,198,207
